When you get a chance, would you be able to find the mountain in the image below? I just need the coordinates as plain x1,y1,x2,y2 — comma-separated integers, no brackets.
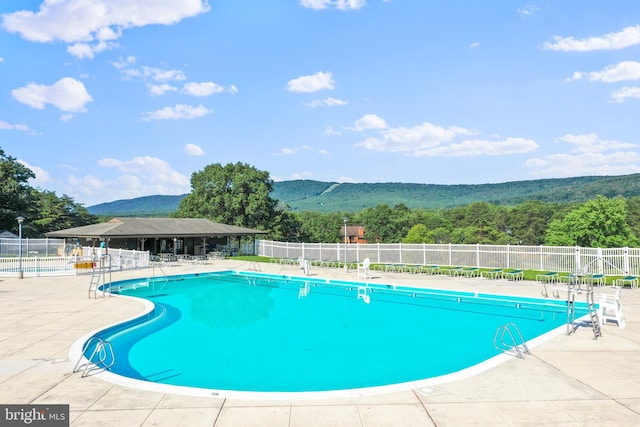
87,173,640,216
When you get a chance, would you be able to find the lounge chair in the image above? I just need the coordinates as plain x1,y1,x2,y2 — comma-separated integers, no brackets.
537,272,558,297
462,267,479,278
584,273,606,287
598,286,625,328
357,258,371,280
481,269,503,279
614,275,638,289
442,266,463,276
418,265,440,275
502,269,523,281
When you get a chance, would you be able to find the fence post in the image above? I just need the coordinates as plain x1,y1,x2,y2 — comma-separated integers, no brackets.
624,247,630,275
476,243,480,268
301,242,305,260
540,245,543,271
597,247,604,275
399,243,402,264
377,243,380,264
448,243,452,266
575,246,581,271
423,243,427,265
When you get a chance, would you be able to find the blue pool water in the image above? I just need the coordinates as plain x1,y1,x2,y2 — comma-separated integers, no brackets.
88,271,589,393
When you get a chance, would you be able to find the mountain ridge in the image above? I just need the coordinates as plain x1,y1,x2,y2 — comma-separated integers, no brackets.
86,173,640,216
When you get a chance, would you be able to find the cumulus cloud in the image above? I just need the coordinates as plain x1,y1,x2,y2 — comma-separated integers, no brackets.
140,104,211,121
306,97,348,107
517,4,540,17
11,77,93,112
350,114,387,131
0,120,33,133
148,83,177,96
543,25,640,52
1,0,211,58
526,133,640,177
610,86,640,103
287,71,334,93
67,155,191,203
273,145,313,156
469,41,480,48
412,137,538,158
18,160,52,185
182,82,237,96
567,61,640,83
300,0,366,10
184,143,205,156
324,126,341,136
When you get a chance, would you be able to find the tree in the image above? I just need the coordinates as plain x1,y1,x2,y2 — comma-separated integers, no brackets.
26,190,97,236
403,224,430,243
174,162,279,230
0,147,35,233
545,196,638,248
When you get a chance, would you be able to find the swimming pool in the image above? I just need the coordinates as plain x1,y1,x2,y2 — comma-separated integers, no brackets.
79,271,589,397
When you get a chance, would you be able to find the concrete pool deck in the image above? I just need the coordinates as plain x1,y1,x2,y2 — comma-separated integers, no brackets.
1,259,639,426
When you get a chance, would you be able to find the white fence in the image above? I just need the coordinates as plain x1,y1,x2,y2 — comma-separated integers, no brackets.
0,238,66,257
258,240,640,276
0,246,150,278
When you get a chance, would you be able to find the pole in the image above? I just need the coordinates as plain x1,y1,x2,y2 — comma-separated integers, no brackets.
16,216,24,279
343,218,348,271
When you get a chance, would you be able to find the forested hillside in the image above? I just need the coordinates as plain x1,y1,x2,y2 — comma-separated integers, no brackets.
87,173,640,216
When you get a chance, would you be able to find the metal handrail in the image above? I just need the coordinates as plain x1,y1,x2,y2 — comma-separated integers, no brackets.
493,322,530,359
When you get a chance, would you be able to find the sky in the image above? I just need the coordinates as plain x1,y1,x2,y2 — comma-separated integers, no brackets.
2,1,640,207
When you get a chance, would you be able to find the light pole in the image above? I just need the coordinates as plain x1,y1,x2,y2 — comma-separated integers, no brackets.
16,216,24,279
343,217,348,271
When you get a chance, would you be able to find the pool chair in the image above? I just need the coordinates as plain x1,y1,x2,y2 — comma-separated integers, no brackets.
598,286,626,329
462,267,479,278
584,273,606,287
537,272,558,297
481,269,503,279
442,266,463,277
502,269,523,281
357,258,371,280
614,275,638,289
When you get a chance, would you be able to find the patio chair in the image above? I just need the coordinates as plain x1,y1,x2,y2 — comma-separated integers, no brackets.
481,269,503,279
598,286,625,328
584,273,606,287
502,269,523,281
537,272,558,297
357,258,371,280
614,275,638,289
462,267,479,278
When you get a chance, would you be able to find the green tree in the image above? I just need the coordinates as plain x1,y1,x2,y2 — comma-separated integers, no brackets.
545,196,638,247
26,190,97,236
0,147,35,233
403,224,430,243
174,162,278,230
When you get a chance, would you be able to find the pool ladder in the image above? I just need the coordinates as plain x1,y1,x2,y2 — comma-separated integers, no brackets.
88,254,112,298
73,337,115,378
493,322,530,359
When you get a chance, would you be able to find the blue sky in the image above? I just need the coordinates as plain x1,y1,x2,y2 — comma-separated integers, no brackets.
2,1,640,206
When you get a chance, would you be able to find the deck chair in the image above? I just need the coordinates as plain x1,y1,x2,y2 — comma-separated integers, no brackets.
598,286,625,328
357,258,371,280
614,276,638,289
537,272,558,297
502,269,523,281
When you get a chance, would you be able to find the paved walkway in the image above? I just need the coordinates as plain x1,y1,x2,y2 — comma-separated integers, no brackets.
1,260,639,426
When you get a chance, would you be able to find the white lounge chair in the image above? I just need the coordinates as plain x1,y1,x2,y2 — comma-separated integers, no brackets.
598,286,625,329
357,258,371,279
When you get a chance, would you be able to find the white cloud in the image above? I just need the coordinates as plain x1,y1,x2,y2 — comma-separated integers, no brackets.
288,171,314,180
300,0,366,10
67,155,191,203
1,0,211,58
356,121,474,153
182,82,237,96
0,57,4,62
306,97,348,107
140,104,211,121
287,71,334,93
184,143,205,156
469,41,480,48
18,160,52,185
324,126,341,136
273,145,313,156
568,61,640,83
610,86,640,103
517,5,540,17
351,114,387,131
556,133,637,153
0,120,33,133
148,83,177,96
526,133,640,177
11,77,93,112
67,39,116,59
122,65,186,82
412,137,538,158
543,25,640,52
59,113,74,121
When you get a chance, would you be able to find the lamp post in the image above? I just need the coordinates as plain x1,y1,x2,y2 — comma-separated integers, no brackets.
16,216,24,279
343,217,348,271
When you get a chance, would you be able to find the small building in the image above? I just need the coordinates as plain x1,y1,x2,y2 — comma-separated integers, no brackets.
0,230,19,239
45,217,267,256
340,225,367,244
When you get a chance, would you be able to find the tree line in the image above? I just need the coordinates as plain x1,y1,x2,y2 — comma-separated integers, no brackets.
2,149,637,249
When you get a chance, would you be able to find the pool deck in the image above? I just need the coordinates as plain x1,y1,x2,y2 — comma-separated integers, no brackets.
1,260,639,426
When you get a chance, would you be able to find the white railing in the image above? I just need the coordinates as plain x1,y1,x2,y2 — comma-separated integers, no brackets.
257,240,640,276
0,247,150,278
0,238,65,257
